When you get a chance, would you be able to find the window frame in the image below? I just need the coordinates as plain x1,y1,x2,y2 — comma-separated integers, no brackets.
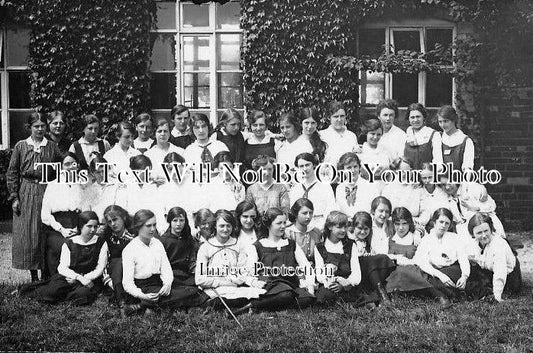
150,1,243,125
357,19,456,109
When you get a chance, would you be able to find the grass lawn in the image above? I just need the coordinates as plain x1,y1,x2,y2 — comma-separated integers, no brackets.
1,231,533,352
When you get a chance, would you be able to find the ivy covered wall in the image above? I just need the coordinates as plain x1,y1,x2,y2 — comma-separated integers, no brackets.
1,0,156,137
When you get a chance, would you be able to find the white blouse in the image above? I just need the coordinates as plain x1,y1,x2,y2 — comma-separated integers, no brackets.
103,144,141,172
378,125,406,162
319,126,361,165
41,183,86,232
438,129,475,170
288,179,336,230
335,178,380,216
276,135,313,168
122,237,173,298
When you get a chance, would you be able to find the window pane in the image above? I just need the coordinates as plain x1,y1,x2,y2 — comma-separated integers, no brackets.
156,2,176,30
393,30,420,53
217,34,240,70
360,71,385,106
358,28,385,58
151,73,176,109
183,36,209,71
392,73,418,107
182,3,209,28
184,73,210,108
9,71,31,108
9,110,33,147
216,2,240,30
217,73,243,108
150,33,176,71
426,29,453,65
7,28,30,67
426,73,453,107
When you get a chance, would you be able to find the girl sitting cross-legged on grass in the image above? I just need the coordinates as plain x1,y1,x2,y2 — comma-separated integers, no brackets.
21,211,108,306
122,209,208,315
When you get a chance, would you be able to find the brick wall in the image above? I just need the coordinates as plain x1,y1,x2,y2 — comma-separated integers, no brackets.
483,99,533,230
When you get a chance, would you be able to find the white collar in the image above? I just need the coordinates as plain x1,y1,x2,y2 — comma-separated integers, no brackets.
25,136,48,152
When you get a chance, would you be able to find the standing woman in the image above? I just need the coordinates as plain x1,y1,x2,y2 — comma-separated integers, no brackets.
184,113,228,165
319,101,360,166
69,114,110,171
213,108,246,164
46,110,71,153
243,110,280,170
122,209,207,313
404,103,442,170
103,121,141,172
298,107,327,163
7,112,61,281
169,104,194,149
437,105,475,171
132,113,154,154
276,111,312,168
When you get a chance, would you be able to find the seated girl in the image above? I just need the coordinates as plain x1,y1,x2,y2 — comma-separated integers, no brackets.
102,205,133,308
349,211,396,306
193,208,216,243
285,198,321,264
385,208,448,305
29,211,108,306
314,211,370,306
158,207,199,286
370,196,394,255
413,208,470,300
122,210,207,314
195,209,265,306
244,208,315,311
467,213,521,302
235,200,260,249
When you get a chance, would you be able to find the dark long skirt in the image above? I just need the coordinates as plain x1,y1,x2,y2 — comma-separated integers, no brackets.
424,262,465,299
43,229,66,277
108,257,127,302
252,278,315,310
21,274,102,306
316,285,376,307
359,254,396,291
386,265,433,293
12,179,46,270
133,275,208,309
466,260,522,300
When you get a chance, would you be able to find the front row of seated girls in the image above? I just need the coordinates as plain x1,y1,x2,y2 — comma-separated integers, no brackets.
21,200,522,315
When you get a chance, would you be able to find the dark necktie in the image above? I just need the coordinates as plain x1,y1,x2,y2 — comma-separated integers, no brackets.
201,143,213,164
302,182,317,199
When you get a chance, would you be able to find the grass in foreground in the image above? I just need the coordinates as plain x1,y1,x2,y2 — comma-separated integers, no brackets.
1,285,533,353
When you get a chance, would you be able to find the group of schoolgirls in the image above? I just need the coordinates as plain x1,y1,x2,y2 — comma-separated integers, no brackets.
15,98,521,316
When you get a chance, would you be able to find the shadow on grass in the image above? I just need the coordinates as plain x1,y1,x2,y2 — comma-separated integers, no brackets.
1,285,532,352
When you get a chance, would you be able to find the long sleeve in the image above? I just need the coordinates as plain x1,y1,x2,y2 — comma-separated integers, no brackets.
279,185,290,213
462,137,475,170
431,131,443,165
6,143,22,201
294,244,315,288
57,243,77,279
456,242,470,278
491,249,509,301
84,242,109,281
413,238,442,278
41,185,63,232
159,243,174,287
122,245,145,299
314,247,327,285
347,244,362,286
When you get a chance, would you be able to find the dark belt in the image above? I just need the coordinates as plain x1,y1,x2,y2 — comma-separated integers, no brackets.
134,275,162,289
52,211,80,229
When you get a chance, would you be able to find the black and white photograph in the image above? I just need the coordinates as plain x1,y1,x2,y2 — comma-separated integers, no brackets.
1,0,532,351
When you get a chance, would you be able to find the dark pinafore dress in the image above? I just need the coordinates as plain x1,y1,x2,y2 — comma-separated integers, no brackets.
315,240,375,306
158,230,200,286
216,130,245,164
386,240,433,293
105,230,133,303
72,139,106,171
31,236,106,306
254,239,315,307
169,134,194,150
404,130,435,170
243,137,276,170
441,134,469,171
